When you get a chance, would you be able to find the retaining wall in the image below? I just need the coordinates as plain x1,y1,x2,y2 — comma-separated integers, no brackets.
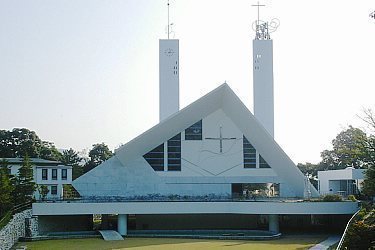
0,209,37,250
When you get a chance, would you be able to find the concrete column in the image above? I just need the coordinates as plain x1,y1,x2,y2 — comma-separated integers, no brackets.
117,214,127,236
268,214,279,233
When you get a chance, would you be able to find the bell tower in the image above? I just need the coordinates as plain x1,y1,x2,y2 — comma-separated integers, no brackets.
252,2,278,138
159,0,179,121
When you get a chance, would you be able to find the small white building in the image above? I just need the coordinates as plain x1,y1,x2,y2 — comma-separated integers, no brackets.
318,167,364,196
1,158,72,199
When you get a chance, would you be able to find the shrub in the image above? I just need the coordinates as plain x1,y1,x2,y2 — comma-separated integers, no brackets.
343,220,375,249
322,194,342,202
347,195,357,202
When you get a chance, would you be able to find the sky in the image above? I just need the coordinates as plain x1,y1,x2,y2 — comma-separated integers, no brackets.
0,0,374,164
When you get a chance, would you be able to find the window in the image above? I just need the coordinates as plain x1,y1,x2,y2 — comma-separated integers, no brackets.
42,169,48,180
52,169,57,180
243,136,256,168
143,144,164,171
168,133,181,171
185,120,202,140
259,155,271,168
51,185,57,195
61,169,67,180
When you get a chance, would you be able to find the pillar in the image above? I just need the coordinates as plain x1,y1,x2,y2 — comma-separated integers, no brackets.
268,214,279,234
117,214,127,236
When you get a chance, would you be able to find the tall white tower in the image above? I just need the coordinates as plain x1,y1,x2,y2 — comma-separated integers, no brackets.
252,5,276,138
159,0,179,122
159,39,179,121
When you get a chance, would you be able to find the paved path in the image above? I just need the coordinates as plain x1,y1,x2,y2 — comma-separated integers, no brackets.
309,235,341,250
98,230,124,241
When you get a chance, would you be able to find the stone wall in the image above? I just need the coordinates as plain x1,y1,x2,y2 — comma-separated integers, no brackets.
0,209,33,250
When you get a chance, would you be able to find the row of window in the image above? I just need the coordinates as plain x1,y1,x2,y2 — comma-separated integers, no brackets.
143,133,182,171
144,120,271,171
167,133,181,171
243,136,271,168
42,168,68,180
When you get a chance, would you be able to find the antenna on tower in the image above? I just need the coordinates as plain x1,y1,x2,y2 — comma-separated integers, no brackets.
251,1,279,40
167,0,170,39
166,0,175,39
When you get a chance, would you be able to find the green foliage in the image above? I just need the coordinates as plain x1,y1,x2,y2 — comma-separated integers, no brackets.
0,128,62,160
12,155,36,204
84,143,113,173
297,125,374,194
61,148,83,180
321,194,342,202
320,126,369,170
347,195,357,201
39,141,62,161
0,160,14,216
0,210,12,230
362,163,375,197
296,162,319,188
62,184,80,199
343,208,375,249
38,185,49,201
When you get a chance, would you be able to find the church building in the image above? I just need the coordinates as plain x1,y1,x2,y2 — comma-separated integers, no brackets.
32,4,358,238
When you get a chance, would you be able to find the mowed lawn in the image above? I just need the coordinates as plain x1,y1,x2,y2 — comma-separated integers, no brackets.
16,235,326,250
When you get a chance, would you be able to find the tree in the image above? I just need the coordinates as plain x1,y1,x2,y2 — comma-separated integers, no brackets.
13,155,36,204
61,148,83,180
83,143,113,173
0,160,14,216
0,128,62,160
320,126,369,170
39,141,62,161
297,126,372,185
362,164,375,197
296,162,320,188
37,185,49,201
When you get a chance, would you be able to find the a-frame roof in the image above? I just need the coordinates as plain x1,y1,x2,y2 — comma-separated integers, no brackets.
115,83,318,197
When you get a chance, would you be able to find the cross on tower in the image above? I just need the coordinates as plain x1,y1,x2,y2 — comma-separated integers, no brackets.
251,1,265,26
205,126,237,153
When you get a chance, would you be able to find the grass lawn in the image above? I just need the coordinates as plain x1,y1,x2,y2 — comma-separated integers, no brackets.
16,235,326,250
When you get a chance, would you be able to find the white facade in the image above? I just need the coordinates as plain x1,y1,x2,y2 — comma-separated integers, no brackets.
2,158,72,199
253,39,274,138
318,167,364,196
74,84,318,198
35,165,72,199
159,39,179,121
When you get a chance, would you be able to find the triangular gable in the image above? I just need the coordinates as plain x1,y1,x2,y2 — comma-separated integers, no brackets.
115,83,318,197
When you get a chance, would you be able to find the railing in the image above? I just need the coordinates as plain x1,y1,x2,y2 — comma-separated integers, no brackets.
337,209,361,250
0,202,32,229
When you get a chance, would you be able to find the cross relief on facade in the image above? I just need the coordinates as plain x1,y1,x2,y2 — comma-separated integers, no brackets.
205,126,237,153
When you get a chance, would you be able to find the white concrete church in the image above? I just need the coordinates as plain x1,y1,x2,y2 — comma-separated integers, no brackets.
32,8,358,238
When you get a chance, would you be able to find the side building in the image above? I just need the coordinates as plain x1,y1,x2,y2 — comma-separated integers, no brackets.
1,158,72,200
318,167,364,196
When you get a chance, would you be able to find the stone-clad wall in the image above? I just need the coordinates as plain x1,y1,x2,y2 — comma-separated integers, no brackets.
0,209,33,250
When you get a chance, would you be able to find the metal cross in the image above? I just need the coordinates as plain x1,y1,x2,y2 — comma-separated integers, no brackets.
206,126,237,153
251,1,265,26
